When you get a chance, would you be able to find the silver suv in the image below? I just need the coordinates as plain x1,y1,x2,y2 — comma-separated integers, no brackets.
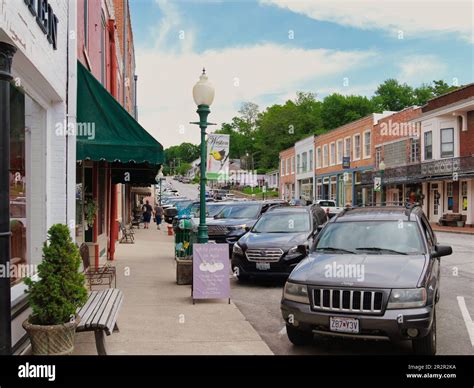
281,205,452,355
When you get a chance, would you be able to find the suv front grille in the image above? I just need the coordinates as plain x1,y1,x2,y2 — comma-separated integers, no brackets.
246,248,283,262
313,288,383,314
207,225,229,236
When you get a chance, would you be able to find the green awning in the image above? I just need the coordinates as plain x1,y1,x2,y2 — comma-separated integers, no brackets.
76,61,164,164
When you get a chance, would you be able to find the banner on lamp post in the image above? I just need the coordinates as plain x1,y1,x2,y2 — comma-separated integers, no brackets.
374,176,382,192
206,134,230,181
192,243,230,302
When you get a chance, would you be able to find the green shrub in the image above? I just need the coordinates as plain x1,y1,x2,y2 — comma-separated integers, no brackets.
25,224,88,325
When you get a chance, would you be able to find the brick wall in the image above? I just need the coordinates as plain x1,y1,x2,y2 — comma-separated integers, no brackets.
315,115,374,175
460,110,474,157
279,147,295,188
423,84,474,113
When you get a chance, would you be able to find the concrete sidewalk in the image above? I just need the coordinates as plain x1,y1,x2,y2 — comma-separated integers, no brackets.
73,227,273,355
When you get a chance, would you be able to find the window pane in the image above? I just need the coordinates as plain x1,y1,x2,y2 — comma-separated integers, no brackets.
441,128,453,143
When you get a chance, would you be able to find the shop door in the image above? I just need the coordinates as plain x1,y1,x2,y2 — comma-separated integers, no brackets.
429,183,442,222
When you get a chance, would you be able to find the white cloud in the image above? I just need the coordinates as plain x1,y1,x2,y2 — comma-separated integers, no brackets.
261,0,474,43
136,44,376,147
397,54,447,83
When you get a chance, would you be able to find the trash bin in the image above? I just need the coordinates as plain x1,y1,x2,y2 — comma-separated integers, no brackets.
175,216,196,285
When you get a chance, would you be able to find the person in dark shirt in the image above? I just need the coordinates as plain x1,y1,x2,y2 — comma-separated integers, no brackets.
154,204,163,230
142,200,153,229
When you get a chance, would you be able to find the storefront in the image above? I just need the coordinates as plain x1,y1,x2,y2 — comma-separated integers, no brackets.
75,61,163,264
1,0,76,354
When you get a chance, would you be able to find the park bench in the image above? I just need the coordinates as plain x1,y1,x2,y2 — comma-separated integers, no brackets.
79,243,117,289
119,222,135,244
76,288,123,355
438,213,465,227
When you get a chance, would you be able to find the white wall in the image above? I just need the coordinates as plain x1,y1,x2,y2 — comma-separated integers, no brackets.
421,116,460,161
295,135,315,198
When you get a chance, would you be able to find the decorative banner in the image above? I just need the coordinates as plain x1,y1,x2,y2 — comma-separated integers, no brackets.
206,134,230,181
374,176,382,192
193,243,230,300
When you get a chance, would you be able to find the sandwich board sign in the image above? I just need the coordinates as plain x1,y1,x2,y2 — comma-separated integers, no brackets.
192,243,230,303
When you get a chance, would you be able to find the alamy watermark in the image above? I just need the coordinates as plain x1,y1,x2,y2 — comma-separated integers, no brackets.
55,121,96,140
324,261,365,282
380,120,421,138
0,262,37,279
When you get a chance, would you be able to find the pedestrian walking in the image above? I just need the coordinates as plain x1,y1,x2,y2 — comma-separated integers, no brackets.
142,200,153,229
154,203,163,230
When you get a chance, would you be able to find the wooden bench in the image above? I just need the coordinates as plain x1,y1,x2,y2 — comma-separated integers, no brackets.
439,213,465,226
79,243,117,290
76,288,124,355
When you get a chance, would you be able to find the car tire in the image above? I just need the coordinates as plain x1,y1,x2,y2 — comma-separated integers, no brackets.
286,324,313,346
412,308,436,355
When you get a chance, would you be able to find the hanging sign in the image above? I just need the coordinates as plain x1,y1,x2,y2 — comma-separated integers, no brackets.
206,134,230,181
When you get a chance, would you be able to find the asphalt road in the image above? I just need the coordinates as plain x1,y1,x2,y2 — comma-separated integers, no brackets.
230,232,474,355
168,179,474,355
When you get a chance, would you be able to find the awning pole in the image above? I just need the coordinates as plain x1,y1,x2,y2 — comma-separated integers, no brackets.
0,42,16,355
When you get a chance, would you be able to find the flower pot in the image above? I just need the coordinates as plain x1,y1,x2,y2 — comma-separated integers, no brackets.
22,317,79,355
457,221,465,227
176,258,192,285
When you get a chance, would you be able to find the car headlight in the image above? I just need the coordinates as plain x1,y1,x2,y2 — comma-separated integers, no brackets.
287,246,299,255
228,224,247,231
233,243,244,255
387,288,427,309
283,282,309,304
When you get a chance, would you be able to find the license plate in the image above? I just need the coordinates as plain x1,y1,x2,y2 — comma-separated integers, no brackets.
256,262,270,270
330,317,359,333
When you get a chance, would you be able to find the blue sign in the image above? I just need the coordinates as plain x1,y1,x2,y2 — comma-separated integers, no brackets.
342,157,350,169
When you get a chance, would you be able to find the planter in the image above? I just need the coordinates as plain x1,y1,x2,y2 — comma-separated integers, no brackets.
457,221,465,227
22,317,79,355
176,258,192,285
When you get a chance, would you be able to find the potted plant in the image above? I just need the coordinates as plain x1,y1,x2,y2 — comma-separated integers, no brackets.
457,220,465,227
84,198,97,230
23,224,88,355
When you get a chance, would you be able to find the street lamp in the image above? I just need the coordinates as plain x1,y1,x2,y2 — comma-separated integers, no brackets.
155,170,164,206
379,160,386,206
191,69,215,243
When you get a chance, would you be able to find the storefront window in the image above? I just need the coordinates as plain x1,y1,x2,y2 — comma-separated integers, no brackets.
446,182,454,211
76,164,84,243
10,86,27,286
330,176,337,201
344,172,353,206
98,167,107,235
461,181,468,211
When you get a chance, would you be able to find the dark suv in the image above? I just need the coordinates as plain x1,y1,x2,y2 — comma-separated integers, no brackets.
206,200,288,253
281,205,452,355
232,205,327,280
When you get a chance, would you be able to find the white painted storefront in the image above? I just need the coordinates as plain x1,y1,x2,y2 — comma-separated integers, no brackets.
295,135,315,203
0,0,76,353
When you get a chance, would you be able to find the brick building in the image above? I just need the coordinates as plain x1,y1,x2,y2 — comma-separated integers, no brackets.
314,113,393,206
279,146,295,200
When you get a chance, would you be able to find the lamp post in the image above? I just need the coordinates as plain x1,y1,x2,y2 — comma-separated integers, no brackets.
379,160,386,206
0,41,16,355
191,69,215,243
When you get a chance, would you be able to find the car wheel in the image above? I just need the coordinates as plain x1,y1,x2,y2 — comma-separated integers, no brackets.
412,308,436,355
286,324,313,346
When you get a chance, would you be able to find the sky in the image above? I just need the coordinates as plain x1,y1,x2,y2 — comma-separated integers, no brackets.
129,0,474,148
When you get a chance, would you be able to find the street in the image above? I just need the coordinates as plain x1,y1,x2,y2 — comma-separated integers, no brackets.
168,179,474,355
230,232,474,355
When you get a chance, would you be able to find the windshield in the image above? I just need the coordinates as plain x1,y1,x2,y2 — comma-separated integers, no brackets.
253,212,310,233
215,204,261,219
176,200,193,211
315,221,424,254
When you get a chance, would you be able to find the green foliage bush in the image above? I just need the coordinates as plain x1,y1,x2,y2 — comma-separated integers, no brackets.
25,224,88,325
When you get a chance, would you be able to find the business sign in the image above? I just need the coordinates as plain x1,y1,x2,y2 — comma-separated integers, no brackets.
24,0,59,50
206,134,230,181
192,243,230,301
342,157,350,169
374,176,382,192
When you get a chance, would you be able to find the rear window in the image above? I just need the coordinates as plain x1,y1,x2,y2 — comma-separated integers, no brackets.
215,204,261,219
318,201,336,207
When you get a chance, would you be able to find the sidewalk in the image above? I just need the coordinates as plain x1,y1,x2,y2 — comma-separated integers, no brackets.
431,223,474,235
73,227,273,355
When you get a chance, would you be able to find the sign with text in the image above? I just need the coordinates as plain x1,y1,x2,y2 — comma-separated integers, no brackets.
342,157,350,169
193,243,230,300
206,134,230,181
374,176,382,192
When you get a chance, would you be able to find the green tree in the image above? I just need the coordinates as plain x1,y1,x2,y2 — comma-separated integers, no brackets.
25,224,88,325
177,162,192,176
321,93,374,130
372,79,416,111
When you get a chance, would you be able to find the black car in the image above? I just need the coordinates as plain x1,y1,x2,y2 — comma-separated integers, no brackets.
232,205,327,280
206,200,288,253
280,205,452,355
163,198,192,223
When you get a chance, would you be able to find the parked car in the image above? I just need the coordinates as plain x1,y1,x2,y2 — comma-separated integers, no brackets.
164,199,194,223
206,200,288,254
280,205,452,355
181,177,191,184
232,205,327,281
314,199,344,218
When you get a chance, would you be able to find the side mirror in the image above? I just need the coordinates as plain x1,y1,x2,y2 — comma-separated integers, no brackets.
432,245,453,258
297,245,309,256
